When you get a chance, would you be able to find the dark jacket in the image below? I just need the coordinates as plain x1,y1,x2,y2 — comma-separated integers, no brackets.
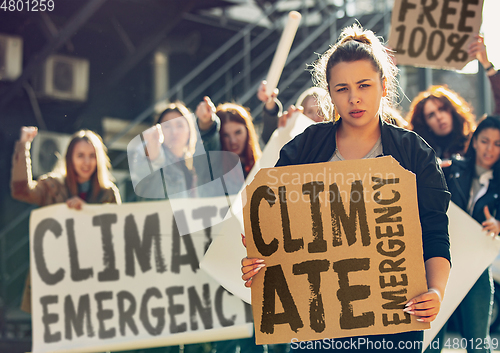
276,118,451,263
198,114,221,152
261,99,283,144
445,156,500,224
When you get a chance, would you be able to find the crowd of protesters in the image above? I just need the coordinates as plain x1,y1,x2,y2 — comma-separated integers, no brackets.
9,22,500,353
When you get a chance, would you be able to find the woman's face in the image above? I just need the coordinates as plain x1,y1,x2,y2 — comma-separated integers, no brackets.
160,111,190,157
302,96,324,123
328,60,386,130
473,128,500,170
221,121,248,157
423,98,453,136
72,140,97,184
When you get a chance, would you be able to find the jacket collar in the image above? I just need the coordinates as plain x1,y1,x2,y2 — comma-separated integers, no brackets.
448,157,474,208
332,116,387,153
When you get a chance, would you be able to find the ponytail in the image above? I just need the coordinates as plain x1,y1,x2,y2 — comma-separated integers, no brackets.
312,24,398,122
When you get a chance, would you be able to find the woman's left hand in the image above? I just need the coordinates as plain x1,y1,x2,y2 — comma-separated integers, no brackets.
403,288,441,323
66,196,86,210
482,206,500,236
468,34,489,67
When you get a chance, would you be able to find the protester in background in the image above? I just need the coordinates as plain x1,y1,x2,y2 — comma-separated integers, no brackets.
407,35,500,162
257,83,329,143
11,127,121,313
406,85,476,160
196,96,221,152
427,116,500,353
196,99,262,179
469,34,500,115
130,102,199,200
11,127,120,209
242,24,451,352
128,102,212,353
217,103,262,178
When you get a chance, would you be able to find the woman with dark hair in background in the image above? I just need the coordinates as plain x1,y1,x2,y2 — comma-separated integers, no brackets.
427,116,500,353
407,85,476,160
196,99,262,178
217,102,262,178
407,35,500,162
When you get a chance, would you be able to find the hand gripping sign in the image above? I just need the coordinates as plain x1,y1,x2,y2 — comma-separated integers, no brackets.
388,0,484,70
127,114,245,235
243,156,429,345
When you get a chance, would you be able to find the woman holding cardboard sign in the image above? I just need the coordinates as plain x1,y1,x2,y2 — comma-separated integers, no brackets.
241,24,451,352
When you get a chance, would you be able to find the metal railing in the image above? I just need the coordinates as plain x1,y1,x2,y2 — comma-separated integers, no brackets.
103,1,283,150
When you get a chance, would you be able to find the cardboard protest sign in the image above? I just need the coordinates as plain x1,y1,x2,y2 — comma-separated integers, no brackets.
201,113,314,305
423,202,500,349
29,197,253,353
388,0,484,70
243,156,429,345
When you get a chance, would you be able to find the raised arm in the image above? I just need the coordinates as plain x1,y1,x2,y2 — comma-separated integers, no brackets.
10,126,47,205
468,34,500,114
258,80,283,144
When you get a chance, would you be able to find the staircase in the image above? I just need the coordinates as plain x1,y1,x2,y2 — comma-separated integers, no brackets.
104,0,392,149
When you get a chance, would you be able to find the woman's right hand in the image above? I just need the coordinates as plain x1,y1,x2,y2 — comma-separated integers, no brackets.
242,257,265,287
20,126,38,144
468,34,489,68
483,206,500,236
241,233,265,287
66,196,86,210
196,96,216,131
142,125,163,161
257,80,279,111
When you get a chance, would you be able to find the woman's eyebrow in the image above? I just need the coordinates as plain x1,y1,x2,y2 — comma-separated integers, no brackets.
334,78,372,87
